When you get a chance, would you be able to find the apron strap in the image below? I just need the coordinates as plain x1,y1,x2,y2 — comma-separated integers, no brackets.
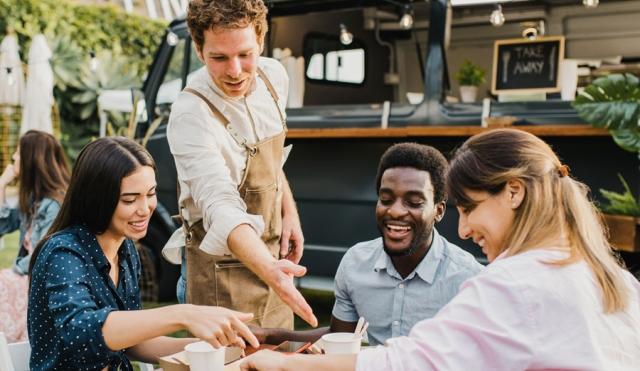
257,67,287,131
256,67,279,103
183,88,230,127
183,87,254,152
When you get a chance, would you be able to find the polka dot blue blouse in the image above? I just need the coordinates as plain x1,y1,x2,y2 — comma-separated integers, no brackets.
28,225,142,371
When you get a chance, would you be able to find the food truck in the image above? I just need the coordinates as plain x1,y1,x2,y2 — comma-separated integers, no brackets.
129,0,640,300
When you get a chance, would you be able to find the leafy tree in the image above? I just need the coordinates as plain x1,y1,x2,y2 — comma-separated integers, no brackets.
0,0,166,159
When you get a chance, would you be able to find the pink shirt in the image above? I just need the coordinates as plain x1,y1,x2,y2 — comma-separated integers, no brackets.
356,248,640,371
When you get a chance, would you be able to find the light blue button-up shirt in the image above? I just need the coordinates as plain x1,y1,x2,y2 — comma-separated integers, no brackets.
332,229,483,346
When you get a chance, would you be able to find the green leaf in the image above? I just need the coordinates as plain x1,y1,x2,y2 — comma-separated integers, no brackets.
573,73,640,130
0,0,166,161
611,128,640,153
599,174,640,217
78,103,98,120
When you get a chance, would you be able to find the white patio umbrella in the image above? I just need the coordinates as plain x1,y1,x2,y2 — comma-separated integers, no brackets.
21,34,54,134
0,34,25,105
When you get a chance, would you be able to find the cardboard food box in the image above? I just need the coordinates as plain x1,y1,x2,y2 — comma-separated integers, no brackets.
158,346,244,371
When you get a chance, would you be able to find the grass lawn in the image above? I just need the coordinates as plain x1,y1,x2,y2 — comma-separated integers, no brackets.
0,231,19,269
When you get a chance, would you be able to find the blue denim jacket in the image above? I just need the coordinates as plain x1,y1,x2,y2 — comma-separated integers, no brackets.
0,197,61,275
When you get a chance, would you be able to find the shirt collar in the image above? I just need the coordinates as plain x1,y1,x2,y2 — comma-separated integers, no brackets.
373,246,388,273
373,229,445,284
493,248,511,262
414,229,444,284
69,224,109,271
492,246,571,264
71,224,131,272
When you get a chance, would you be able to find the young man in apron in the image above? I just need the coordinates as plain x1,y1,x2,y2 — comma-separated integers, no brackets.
163,0,317,330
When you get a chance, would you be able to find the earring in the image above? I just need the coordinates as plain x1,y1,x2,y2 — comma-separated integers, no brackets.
512,202,517,208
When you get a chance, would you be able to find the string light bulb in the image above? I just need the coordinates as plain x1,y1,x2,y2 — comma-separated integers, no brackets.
399,6,414,30
166,30,179,46
490,4,505,27
339,23,353,45
583,0,599,8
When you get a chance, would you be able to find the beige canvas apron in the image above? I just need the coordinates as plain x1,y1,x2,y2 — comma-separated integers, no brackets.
181,68,293,329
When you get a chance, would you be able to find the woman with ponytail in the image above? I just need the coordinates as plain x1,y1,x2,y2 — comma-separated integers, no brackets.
241,129,640,371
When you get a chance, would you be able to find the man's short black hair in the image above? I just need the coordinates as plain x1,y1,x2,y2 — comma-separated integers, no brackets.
375,142,448,203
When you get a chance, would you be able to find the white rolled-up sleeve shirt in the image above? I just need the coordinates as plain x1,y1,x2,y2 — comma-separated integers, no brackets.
163,57,289,262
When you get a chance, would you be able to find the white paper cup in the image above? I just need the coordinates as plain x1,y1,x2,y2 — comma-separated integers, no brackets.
184,341,225,371
321,332,362,354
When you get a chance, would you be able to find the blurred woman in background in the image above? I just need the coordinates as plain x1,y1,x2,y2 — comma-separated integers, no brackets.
0,130,69,342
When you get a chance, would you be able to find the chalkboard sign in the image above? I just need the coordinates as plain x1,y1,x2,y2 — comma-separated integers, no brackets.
491,36,564,94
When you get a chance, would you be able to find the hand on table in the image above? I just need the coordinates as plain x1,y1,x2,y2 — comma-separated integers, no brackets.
240,350,289,371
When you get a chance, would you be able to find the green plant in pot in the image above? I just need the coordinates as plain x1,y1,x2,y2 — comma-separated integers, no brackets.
455,60,486,103
573,73,640,252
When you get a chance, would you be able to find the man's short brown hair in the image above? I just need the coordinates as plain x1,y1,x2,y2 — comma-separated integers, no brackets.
187,0,269,51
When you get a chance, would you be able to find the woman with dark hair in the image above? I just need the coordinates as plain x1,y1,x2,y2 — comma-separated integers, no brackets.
0,130,69,342
28,137,259,371
240,129,640,371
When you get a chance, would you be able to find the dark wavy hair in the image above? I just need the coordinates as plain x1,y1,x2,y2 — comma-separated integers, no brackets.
29,137,155,275
375,142,448,203
17,130,70,215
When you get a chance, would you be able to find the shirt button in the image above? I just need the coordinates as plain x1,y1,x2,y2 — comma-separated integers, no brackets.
393,321,400,326
398,283,404,289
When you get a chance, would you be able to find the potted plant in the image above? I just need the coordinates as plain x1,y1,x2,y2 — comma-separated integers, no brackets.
574,73,640,252
455,60,486,103
598,175,640,252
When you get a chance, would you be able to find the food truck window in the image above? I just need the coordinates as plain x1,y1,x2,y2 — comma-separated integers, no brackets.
157,40,204,107
156,38,187,107
304,32,366,85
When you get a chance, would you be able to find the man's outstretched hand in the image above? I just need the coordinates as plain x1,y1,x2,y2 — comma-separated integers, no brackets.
265,259,318,328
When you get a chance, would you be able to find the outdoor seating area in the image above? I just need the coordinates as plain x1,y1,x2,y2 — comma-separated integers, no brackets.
1,0,640,370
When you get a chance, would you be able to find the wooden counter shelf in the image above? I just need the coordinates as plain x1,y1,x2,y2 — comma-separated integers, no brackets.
286,125,608,139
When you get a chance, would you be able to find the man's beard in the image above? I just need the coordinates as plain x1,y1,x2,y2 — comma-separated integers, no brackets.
381,223,433,257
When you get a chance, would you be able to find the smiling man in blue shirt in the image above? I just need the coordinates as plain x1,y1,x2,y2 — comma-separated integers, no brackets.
252,143,483,346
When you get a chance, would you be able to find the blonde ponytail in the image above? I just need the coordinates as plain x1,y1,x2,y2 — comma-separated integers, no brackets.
448,128,629,313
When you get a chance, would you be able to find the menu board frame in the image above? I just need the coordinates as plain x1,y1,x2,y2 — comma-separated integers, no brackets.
491,36,565,95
